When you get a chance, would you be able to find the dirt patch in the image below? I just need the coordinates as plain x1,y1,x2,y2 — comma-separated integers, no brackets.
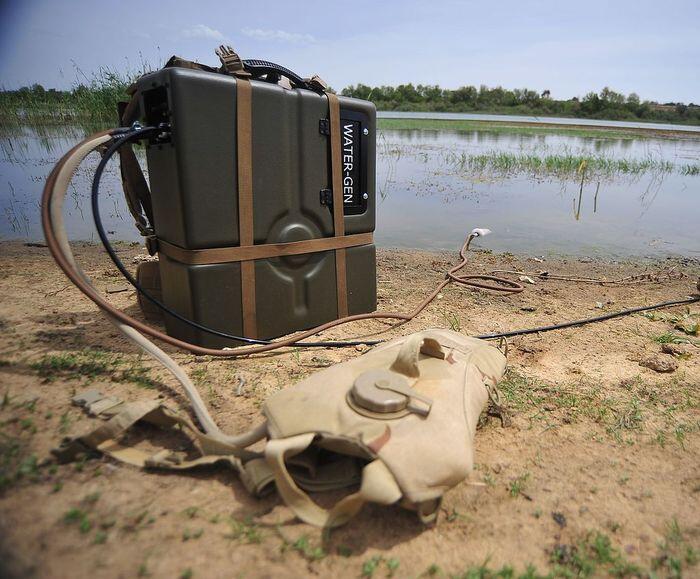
1,241,699,578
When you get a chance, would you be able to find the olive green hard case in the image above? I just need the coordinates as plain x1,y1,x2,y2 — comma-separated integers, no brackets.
136,67,376,347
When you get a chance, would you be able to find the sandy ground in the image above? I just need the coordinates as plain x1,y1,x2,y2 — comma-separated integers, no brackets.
0,241,699,579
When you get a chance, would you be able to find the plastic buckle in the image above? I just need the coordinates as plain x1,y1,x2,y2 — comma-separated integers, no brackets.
72,390,105,408
215,45,250,76
87,396,123,417
306,75,328,92
145,235,159,256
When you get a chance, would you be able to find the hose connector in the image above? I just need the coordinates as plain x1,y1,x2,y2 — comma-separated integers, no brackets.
470,228,492,238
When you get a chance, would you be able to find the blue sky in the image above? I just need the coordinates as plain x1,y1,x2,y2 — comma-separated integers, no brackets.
1,0,698,103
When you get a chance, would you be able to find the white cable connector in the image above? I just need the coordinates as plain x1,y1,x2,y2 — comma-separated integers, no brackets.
470,228,492,238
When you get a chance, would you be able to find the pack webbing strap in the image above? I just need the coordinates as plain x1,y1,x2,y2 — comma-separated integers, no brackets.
117,93,155,235
236,77,257,338
157,232,373,265
327,93,349,318
52,394,275,497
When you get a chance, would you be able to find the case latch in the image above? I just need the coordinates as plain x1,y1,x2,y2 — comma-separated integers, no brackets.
319,189,333,207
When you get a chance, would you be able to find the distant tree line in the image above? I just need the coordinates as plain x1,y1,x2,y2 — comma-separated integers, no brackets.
341,84,700,125
2,80,699,126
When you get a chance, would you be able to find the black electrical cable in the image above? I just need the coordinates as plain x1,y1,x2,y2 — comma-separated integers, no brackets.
242,59,310,89
93,127,699,349
91,127,381,348
474,295,699,340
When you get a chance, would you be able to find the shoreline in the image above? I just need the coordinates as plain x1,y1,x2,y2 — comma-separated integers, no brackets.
378,117,700,139
4,239,699,265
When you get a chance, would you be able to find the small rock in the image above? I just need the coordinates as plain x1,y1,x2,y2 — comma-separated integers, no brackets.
491,464,503,474
661,343,690,358
354,344,369,353
518,275,536,285
595,302,604,309
132,253,158,264
640,355,678,373
552,512,567,528
520,306,537,312
106,284,129,294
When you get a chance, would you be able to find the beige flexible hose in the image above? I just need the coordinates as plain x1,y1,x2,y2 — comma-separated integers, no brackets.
44,131,266,448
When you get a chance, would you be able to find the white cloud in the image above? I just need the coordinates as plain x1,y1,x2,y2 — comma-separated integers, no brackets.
241,28,315,44
182,24,226,41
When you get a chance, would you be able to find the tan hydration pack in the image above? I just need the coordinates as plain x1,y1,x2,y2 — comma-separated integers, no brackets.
55,329,506,528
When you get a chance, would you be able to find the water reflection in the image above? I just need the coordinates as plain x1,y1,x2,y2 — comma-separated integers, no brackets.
1,124,699,257
375,130,699,256
1,123,143,243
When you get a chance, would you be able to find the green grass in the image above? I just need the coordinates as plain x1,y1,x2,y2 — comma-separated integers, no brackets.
653,332,699,346
444,150,696,178
0,64,149,127
31,350,112,380
441,310,462,332
378,117,700,139
289,535,326,562
407,523,699,578
63,507,92,534
509,472,531,498
224,517,262,544
30,349,159,388
0,435,39,492
493,368,699,446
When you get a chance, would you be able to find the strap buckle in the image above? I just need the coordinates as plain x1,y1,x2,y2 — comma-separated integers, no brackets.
305,75,328,92
215,45,250,76
145,233,159,256
72,389,124,418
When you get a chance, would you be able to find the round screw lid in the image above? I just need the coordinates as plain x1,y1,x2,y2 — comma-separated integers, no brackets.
350,369,410,413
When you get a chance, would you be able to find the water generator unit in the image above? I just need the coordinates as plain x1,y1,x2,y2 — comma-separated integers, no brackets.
123,47,376,347
42,45,699,529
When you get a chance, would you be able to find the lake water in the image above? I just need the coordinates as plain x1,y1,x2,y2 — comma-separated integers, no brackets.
378,111,700,134
1,123,699,257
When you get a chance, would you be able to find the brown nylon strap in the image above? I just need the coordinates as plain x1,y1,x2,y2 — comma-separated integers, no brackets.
327,92,348,318
117,91,155,234
158,232,374,265
237,78,257,338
